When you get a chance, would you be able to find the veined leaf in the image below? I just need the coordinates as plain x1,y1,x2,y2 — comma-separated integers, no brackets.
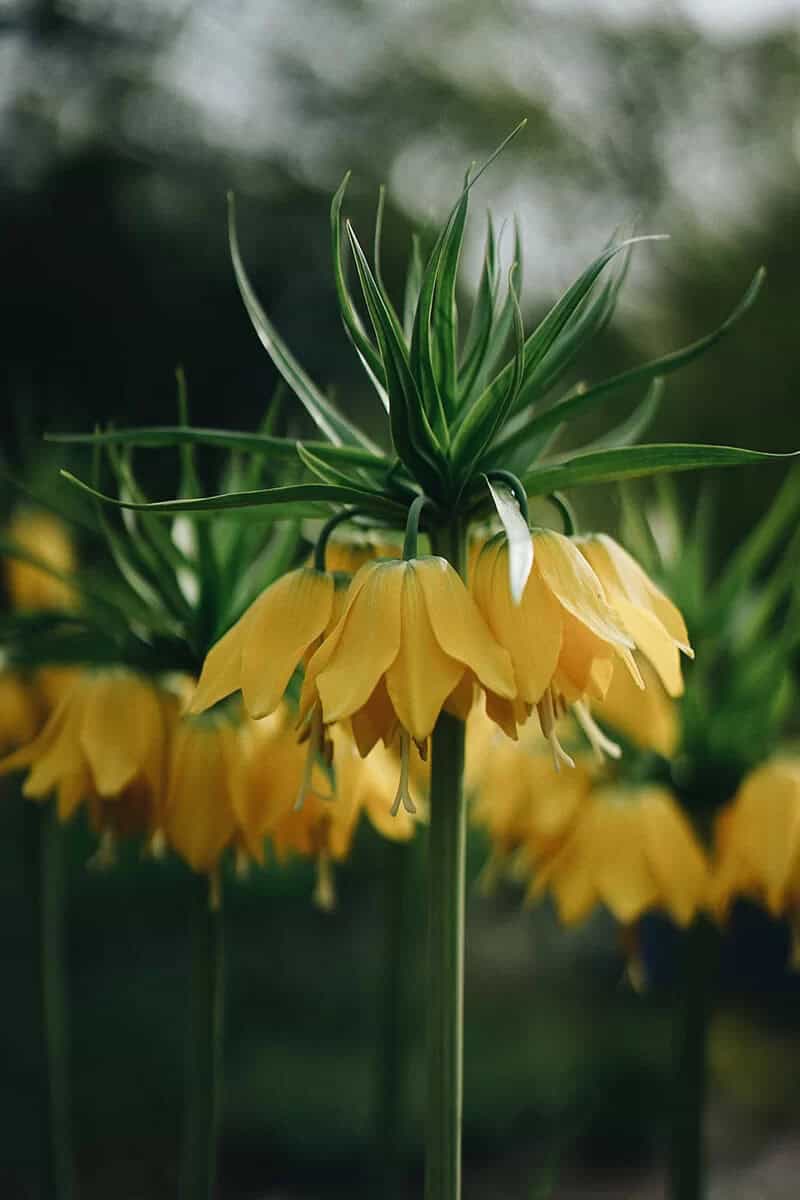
60,471,409,522
295,440,388,493
485,477,533,603
431,179,469,419
467,216,524,401
228,192,379,452
518,443,798,499
458,212,499,407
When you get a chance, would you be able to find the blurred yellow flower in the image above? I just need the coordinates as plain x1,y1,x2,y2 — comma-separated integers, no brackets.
529,784,709,927
0,669,168,826
322,537,402,576
468,708,592,871
576,534,692,697
591,655,680,757
711,760,800,920
188,567,335,719
471,529,640,755
5,509,76,611
163,709,249,875
299,556,515,813
0,671,40,753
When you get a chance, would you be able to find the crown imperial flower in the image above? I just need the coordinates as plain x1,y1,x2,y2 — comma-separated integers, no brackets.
188,567,335,719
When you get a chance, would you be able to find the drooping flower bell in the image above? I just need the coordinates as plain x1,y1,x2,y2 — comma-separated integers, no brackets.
528,784,709,928
4,509,76,611
299,554,515,813
471,528,640,756
0,669,169,834
575,533,693,697
711,760,800,926
468,706,593,886
591,655,680,758
188,566,335,718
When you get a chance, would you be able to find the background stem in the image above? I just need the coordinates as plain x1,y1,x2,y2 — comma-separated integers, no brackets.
668,915,719,1200
179,873,224,1200
25,798,74,1200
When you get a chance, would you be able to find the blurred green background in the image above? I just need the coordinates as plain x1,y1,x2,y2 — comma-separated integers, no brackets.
2,1,800,1195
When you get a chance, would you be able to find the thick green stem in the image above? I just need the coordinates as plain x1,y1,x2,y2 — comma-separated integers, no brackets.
179,873,224,1200
426,710,467,1200
25,799,74,1200
668,916,719,1200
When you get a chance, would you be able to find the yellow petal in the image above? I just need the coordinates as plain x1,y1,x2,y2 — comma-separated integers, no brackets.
350,679,398,757
239,568,334,719
591,800,659,923
166,721,238,872
313,563,404,724
415,557,516,700
589,535,691,653
385,566,464,743
188,618,247,715
640,789,708,926
612,599,684,696
533,530,634,649
79,675,162,795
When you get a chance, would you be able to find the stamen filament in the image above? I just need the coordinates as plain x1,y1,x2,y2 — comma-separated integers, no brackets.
574,700,622,762
391,731,417,816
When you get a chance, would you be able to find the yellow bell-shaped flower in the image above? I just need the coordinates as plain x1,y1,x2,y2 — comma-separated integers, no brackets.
5,509,76,611
163,709,250,874
711,760,800,919
591,655,680,757
0,671,40,753
529,784,709,927
468,707,593,870
0,669,168,825
188,567,335,719
575,534,692,697
471,529,640,749
299,556,515,811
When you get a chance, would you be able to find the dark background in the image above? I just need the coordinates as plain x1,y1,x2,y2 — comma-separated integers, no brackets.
2,1,800,1196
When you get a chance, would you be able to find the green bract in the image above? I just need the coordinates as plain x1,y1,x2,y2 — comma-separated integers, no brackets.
50,130,790,533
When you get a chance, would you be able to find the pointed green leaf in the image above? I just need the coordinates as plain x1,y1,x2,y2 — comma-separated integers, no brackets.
458,213,499,406
229,192,379,451
518,443,798,499
546,378,664,464
402,233,424,341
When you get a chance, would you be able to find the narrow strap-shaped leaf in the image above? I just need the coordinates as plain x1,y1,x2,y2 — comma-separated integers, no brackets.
713,465,800,613
541,378,664,466
229,192,379,451
450,268,525,483
330,174,388,392
517,442,798,499
46,425,385,469
403,233,424,341
346,222,445,494
60,471,409,522
469,216,524,397
295,440,386,492
430,182,469,420
458,212,499,406
455,235,664,440
505,268,765,448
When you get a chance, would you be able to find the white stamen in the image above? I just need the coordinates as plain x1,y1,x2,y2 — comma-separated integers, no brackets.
391,731,417,816
313,853,336,911
574,700,622,762
295,706,322,811
537,689,575,772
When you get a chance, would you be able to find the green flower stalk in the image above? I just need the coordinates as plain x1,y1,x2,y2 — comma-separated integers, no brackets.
50,127,795,1200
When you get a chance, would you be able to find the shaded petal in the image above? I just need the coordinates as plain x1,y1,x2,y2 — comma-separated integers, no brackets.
612,599,684,697
240,568,334,719
415,557,516,699
188,618,246,714
640,789,708,925
349,679,398,757
314,563,404,724
533,530,634,648
79,675,161,795
386,566,464,743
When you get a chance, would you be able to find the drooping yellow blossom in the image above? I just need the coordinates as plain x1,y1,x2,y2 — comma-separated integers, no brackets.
238,709,416,908
0,669,168,828
5,510,76,611
711,760,800,921
575,534,692,697
299,556,515,812
471,529,640,752
591,654,680,757
163,708,250,875
188,567,335,719
0,671,40,753
468,707,593,876
529,785,709,927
